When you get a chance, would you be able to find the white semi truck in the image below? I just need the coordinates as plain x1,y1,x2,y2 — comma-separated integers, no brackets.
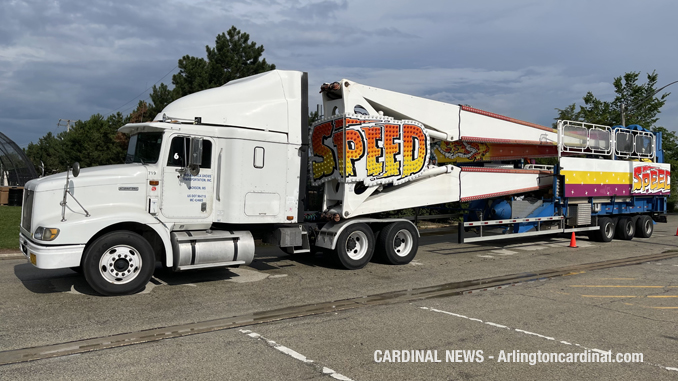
19,70,669,295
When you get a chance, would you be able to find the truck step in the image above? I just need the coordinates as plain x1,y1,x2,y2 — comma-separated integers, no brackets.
175,260,246,271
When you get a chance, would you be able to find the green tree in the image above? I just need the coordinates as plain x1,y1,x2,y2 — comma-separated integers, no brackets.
147,83,175,119
554,71,670,129
63,114,128,168
25,131,68,174
150,26,276,109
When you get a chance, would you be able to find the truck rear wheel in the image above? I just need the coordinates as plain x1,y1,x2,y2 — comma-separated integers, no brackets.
636,215,653,238
83,231,155,296
334,223,374,270
615,217,635,240
595,217,615,242
377,222,419,265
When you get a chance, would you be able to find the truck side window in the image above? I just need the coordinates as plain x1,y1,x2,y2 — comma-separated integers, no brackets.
254,147,265,168
167,137,212,168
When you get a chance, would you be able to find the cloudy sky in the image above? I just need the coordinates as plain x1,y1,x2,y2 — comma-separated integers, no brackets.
2,0,678,148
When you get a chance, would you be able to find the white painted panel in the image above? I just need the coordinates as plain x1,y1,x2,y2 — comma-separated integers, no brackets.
245,192,280,216
336,80,461,141
460,171,551,201
559,157,632,172
460,111,556,144
217,136,292,223
346,169,462,217
156,70,304,144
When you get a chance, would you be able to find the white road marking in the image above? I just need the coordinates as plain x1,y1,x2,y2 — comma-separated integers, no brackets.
240,329,355,381
477,255,495,258
269,274,289,278
421,307,677,373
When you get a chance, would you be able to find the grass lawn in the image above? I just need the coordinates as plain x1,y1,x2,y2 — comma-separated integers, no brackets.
0,206,21,251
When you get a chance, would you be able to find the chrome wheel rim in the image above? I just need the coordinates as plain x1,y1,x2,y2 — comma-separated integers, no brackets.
392,229,414,257
604,223,614,238
345,231,369,260
99,245,142,284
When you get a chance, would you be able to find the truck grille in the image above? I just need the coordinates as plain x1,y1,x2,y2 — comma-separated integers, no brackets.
21,189,33,232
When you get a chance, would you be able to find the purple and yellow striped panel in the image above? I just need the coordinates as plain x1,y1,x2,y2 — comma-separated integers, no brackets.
561,169,631,197
559,157,670,197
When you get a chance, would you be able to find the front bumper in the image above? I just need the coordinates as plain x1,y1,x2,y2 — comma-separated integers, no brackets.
19,233,84,269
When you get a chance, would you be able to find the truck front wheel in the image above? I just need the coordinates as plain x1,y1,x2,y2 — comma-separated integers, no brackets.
83,231,155,296
334,223,375,270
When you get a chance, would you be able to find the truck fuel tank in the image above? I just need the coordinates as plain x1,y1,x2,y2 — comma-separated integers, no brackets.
171,230,255,271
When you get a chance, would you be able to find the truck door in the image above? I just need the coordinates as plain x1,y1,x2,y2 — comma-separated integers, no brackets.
161,135,214,219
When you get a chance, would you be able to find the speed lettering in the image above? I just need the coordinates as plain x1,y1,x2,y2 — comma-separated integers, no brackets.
310,115,430,186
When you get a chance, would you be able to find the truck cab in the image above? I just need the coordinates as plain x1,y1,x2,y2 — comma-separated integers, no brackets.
20,70,309,295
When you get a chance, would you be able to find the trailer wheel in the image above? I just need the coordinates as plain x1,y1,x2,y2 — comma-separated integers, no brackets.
334,223,375,270
636,215,653,238
82,231,155,296
595,217,615,242
615,217,635,240
377,222,419,265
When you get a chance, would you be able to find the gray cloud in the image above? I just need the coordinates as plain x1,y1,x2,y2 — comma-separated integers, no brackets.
1,0,677,149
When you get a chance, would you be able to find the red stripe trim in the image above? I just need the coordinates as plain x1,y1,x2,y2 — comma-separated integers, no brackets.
460,105,555,133
460,167,553,175
459,136,557,145
460,185,551,202
472,154,557,161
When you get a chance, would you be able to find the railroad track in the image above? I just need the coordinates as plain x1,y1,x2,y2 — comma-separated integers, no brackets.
2,251,677,366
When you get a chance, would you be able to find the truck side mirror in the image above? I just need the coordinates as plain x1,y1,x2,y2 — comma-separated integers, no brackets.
188,138,203,176
72,162,80,177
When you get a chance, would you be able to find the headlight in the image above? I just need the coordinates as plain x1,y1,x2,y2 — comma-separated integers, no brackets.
34,227,60,241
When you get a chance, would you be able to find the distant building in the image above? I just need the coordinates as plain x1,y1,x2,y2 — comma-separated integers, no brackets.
0,132,38,186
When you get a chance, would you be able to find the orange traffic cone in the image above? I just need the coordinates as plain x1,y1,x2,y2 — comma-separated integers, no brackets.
569,232,578,248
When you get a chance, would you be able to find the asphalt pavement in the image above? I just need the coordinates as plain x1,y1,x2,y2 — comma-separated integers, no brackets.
2,217,678,380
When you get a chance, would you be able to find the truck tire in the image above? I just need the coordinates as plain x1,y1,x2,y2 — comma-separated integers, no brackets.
376,222,419,265
636,215,654,238
615,217,635,240
334,223,374,270
595,217,615,242
82,231,155,296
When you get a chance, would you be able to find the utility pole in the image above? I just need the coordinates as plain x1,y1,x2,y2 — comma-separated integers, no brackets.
57,119,73,132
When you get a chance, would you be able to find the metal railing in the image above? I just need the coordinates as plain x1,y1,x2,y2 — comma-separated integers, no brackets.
557,120,655,161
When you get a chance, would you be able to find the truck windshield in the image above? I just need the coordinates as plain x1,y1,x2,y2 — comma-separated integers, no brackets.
125,132,163,164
